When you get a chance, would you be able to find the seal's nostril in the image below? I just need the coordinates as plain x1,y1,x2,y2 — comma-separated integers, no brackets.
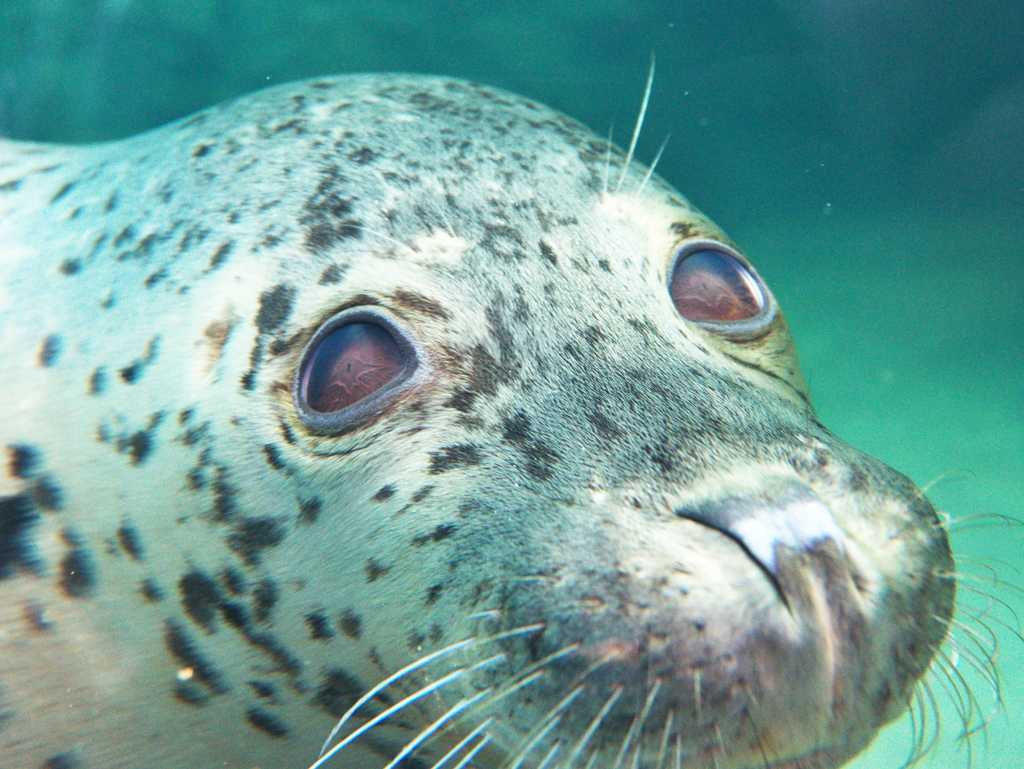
676,483,845,578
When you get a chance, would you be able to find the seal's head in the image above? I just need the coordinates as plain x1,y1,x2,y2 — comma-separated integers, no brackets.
0,74,954,769
242,77,954,769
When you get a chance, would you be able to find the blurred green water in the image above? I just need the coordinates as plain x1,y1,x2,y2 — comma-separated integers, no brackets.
1,1,1021,766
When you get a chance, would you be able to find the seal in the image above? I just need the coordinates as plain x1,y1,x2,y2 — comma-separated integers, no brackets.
0,74,954,769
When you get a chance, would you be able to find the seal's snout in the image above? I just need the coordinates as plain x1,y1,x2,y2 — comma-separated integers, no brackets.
678,481,846,579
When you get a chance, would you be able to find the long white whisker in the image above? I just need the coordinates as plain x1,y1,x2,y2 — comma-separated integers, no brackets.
563,686,623,769
611,679,662,769
382,690,492,769
654,711,674,769
601,122,614,197
310,668,470,769
318,623,544,758
536,740,564,769
428,718,494,769
451,734,492,769
614,54,656,194
506,686,584,769
317,639,475,757
484,644,580,716
634,134,670,197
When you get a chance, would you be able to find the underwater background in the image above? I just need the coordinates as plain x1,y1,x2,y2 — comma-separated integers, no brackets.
1,1,1021,766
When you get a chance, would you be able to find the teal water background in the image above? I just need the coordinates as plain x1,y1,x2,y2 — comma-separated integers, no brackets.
1,2,1021,766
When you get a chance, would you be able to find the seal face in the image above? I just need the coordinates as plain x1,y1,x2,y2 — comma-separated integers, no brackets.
0,75,954,769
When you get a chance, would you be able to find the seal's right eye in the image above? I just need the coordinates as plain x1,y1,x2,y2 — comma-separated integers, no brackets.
295,310,419,428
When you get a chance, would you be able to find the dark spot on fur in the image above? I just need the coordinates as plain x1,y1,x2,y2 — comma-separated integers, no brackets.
444,389,477,413
268,334,299,356
163,619,227,693
140,578,164,602
301,168,362,251
582,326,605,347
241,340,263,391
144,268,167,288
219,600,250,629
587,411,623,440
21,599,53,633
243,631,301,678
212,467,237,520
0,178,22,192
425,583,443,604
247,680,277,700
246,707,289,738
88,367,106,395
116,523,143,560
57,530,94,599
598,258,612,272
298,496,321,525
0,495,40,581
314,669,367,717
180,570,224,632
391,289,450,320
227,517,286,566
318,264,346,284
262,444,286,471
502,413,531,442
49,181,76,204
408,631,426,650
208,241,233,271
7,444,39,478
539,240,557,265
119,336,160,383
412,524,457,547
113,225,135,248
372,485,395,502
31,475,62,510
58,258,81,275
256,284,296,334
428,445,482,474
644,443,675,474
305,611,334,640
192,143,212,158
348,147,378,164
119,430,152,465
411,486,433,503
104,192,118,212
671,221,700,238
252,579,278,624
221,567,246,595
269,117,305,136
502,413,561,480
38,334,61,367
40,753,81,769
365,558,391,582
338,609,362,639
173,680,210,707
186,466,206,490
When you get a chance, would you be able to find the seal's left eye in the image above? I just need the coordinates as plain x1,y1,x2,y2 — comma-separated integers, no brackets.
295,309,420,429
668,239,775,338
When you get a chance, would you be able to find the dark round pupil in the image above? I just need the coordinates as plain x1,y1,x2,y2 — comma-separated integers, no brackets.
300,322,404,413
669,250,763,322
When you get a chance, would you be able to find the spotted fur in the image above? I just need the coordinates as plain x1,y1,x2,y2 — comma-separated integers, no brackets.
0,75,952,769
